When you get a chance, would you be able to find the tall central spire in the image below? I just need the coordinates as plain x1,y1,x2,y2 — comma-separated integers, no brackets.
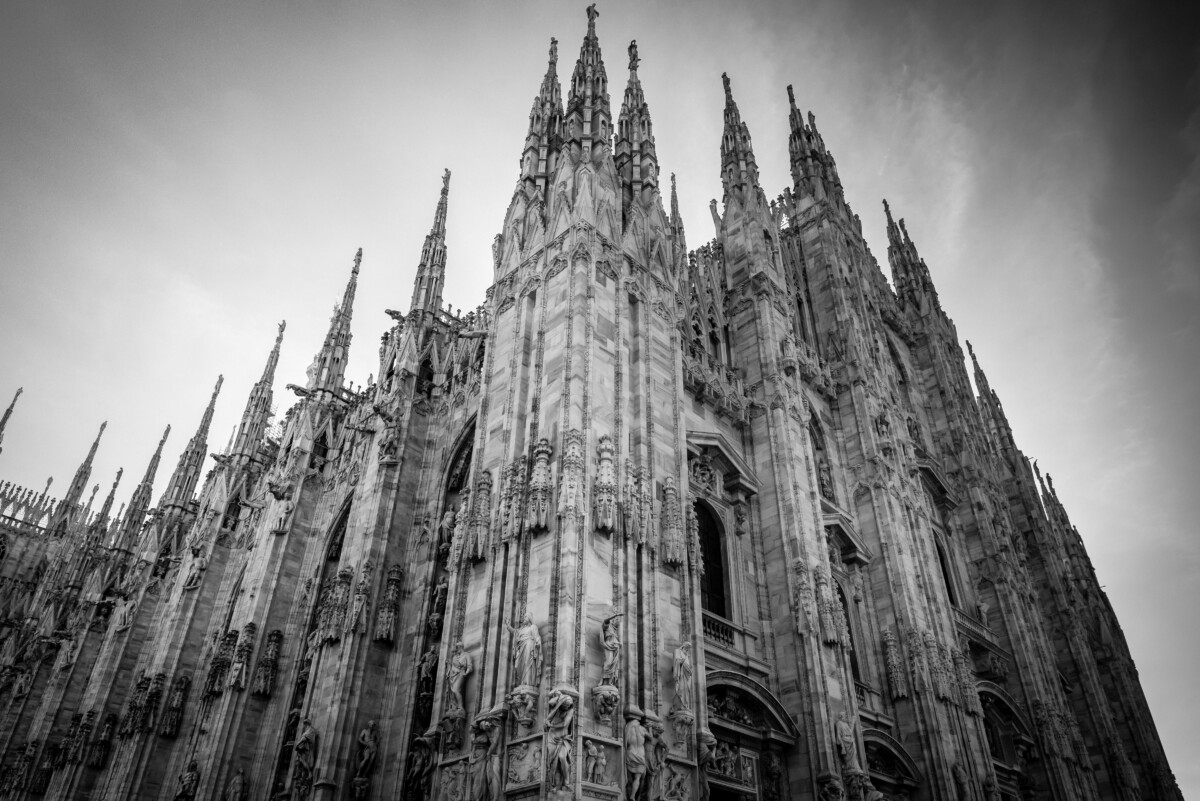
159,375,223,511
410,171,451,315
0,386,21,457
47,420,106,533
232,322,286,463
307,249,360,394
116,425,170,550
615,38,660,230
518,38,564,201
564,4,611,155
719,73,761,205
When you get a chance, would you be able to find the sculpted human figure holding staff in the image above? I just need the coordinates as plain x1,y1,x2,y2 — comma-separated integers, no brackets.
506,614,542,688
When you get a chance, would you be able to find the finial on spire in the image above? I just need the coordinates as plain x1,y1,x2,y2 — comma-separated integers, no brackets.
353,247,363,274
787,84,796,109
277,319,287,341
442,168,451,193
628,39,639,71
722,72,732,103
549,37,558,65
883,198,893,225
586,3,598,30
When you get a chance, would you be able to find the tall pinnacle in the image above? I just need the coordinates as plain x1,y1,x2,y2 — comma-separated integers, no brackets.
232,322,286,463
307,249,360,394
410,171,451,315
719,73,761,204
116,424,170,550
93,467,123,535
159,375,223,511
60,421,107,519
518,38,564,197
564,4,611,154
787,84,845,208
0,386,21,456
882,201,940,312
615,37,660,228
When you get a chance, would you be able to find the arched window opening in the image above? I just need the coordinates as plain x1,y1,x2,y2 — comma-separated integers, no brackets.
325,503,349,562
723,324,734,366
696,502,729,618
936,541,959,607
418,357,435,396
709,330,723,366
836,583,861,681
222,496,244,532
310,432,329,469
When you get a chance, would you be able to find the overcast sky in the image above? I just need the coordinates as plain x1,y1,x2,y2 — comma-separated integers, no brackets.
1,0,1196,791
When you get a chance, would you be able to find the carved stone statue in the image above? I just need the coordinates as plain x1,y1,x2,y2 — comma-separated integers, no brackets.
601,611,622,686
544,689,575,791
159,676,190,737
346,565,372,635
697,729,717,801
174,760,200,800
222,768,248,801
672,641,694,712
447,641,472,712
182,552,207,590
292,717,319,799
356,720,379,778
835,713,860,770
624,714,649,799
470,707,505,801
507,614,542,688
506,686,535,729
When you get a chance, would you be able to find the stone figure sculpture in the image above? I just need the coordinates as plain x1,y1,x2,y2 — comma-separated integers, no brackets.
507,614,542,688
544,689,575,790
601,612,622,686
836,713,859,770
447,641,473,712
292,717,319,799
356,720,379,778
672,641,694,712
624,714,649,799
174,760,200,800
222,768,248,801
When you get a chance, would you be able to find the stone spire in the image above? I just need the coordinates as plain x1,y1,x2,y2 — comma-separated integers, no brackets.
47,420,106,533
232,322,285,463
719,73,762,205
519,37,564,198
787,85,845,211
159,375,223,511
615,38,659,230
564,4,612,155
92,467,123,535
115,424,170,551
0,386,21,457
884,200,941,312
307,249,360,394
410,171,451,315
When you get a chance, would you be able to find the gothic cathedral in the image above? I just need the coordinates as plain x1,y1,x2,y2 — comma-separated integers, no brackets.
0,8,1181,801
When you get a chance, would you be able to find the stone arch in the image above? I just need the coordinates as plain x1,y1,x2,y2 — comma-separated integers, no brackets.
705,672,800,801
862,728,922,795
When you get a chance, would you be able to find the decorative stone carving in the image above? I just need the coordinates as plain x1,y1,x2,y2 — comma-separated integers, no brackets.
835,713,860,770
438,507,457,561
818,459,835,502
159,675,190,737
182,549,207,590
222,768,249,801
558,429,585,518
506,741,543,786
507,614,543,689
498,459,526,542
583,739,609,785
816,568,840,646
817,772,844,801
646,717,669,798
905,628,928,693
623,460,645,543
229,623,256,691
591,683,620,726
346,563,372,636
661,476,686,566
373,564,403,643
526,438,554,534
470,705,506,801
252,629,283,697
291,717,319,801
594,435,617,534
697,729,717,801
600,611,622,686
86,713,116,768
322,566,353,642
173,759,200,799
506,685,537,731
467,470,494,561
205,631,239,698
671,641,694,714
446,640,473,713
882,627,908,699
544,688,576,791
120,671,151,737
689,454,717,495
624,712,649,799
356,719,379,779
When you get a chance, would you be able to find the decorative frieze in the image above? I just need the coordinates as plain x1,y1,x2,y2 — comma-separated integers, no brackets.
661,476,686,567
252,630,284,697
373,565,403,643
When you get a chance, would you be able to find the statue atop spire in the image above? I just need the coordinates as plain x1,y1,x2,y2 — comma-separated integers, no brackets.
411,171,452,315
0,386,21,457
308,250,360,393
627,39,639,72
549,37,558,65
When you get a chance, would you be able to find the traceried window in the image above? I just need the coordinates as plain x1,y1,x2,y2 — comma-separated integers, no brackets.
697,502,729,618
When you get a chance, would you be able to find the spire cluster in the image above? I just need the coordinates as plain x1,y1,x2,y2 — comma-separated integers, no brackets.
564,4,612,154
410,171,452,315
307,250,361,394
719,73,762,204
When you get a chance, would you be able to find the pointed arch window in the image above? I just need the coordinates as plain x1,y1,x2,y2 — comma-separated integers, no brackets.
936,539,959,608
696,502,729,618
835,582,861,681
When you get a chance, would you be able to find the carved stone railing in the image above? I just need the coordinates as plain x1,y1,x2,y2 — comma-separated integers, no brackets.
682,343,750,426
702,613,737,649
954,606,996,646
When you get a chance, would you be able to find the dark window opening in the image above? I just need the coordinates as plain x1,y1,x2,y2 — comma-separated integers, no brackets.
697,503,729,618
937,541,959,607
